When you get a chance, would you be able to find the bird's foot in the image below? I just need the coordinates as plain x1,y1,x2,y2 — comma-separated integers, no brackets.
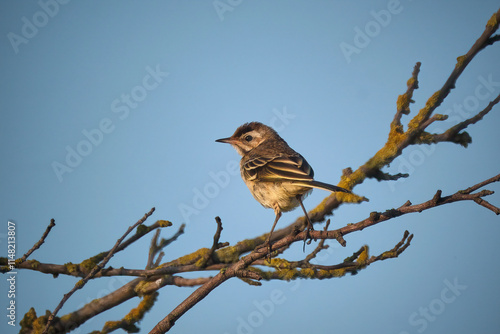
256,240,273,260
302,224,314,252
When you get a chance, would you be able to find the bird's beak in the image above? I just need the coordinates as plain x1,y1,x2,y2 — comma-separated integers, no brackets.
215,137,234,144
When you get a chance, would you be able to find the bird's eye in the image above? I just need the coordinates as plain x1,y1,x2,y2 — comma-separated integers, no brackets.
244,135,253,142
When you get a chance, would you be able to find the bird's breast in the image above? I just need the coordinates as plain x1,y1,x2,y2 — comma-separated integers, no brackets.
243,179,312,212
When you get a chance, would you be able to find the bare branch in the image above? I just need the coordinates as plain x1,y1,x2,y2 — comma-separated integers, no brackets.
473,197,500,215
43,207,156,333
147,223,185,269
100,219,173,262
211,216,225,254
19,219,56,264
147,230,162,269
432,93,500,146
461,173,500,194
149,174,499,333
100,292,158,334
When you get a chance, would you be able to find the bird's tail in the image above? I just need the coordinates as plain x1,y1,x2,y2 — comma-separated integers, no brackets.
291,180,351,194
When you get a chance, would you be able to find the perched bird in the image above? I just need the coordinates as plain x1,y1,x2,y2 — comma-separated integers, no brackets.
216,122,350,251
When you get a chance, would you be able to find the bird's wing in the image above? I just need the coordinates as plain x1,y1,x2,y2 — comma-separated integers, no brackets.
243,154,314,182
243,154,351,194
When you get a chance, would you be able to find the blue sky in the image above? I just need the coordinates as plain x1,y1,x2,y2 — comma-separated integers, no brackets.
1,1,499,333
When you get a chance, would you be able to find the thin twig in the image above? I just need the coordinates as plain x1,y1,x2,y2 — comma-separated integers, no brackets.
432,93,500,146
461,174,500,194
148,223,186,269
146,230,161,269
473,197,500,215
159,223,185,248
19,219,56,263
303,219,331,264
211,217,224,254
43,207,155,333
199,217,227,267
90,219,172,266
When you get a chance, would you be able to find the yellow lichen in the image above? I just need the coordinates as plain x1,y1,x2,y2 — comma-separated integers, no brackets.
32,317,47,333
434,114,448,121
59,313,75,324
157,220,172,227
415,131,436,144
240,234,267,250
301,268,316,278
379,250,397,260
216,235,268,263
278,269,297,281
486,12,498,28
28,259,40,269
369,212,380,221
317,269,330,279
79,258,97,273
136,224,148,235
456,55,467,68
194,249,212,267
91,252,107,263
406,77,416,88
397,94,410,112
65,262,79,274
214,246,240,263
176,248,210,266
124,293,157,323
427,91,441,107
329,268,347,277
309,199,328,215
356,246,369,266
20,307,37,330
407,91,441,131
75,279,85,289
103,320,121,331
340,191,365,204
267,258,292,269
134,280,151,295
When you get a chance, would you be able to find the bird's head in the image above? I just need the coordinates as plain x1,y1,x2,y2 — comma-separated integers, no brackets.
215,122,278,156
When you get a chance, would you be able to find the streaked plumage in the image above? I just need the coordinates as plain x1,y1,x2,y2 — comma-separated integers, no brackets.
216,122,350,251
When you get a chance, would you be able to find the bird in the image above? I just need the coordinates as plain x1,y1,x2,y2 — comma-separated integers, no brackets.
215,121,351,253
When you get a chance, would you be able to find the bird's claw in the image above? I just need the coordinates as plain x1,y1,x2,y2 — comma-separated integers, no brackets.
302,225,314,252
256,240,273,260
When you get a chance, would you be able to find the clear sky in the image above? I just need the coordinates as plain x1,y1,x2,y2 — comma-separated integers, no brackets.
1,1,499,334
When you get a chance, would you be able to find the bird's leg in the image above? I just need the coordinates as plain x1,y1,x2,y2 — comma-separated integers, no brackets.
258,208,282,259
266,210,282,257
296,195,314,251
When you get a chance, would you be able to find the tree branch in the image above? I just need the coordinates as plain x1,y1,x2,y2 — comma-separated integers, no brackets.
42,208,156,334
149,174,499,333
262,8,500,245
431,93,500,146
19,219,56,264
